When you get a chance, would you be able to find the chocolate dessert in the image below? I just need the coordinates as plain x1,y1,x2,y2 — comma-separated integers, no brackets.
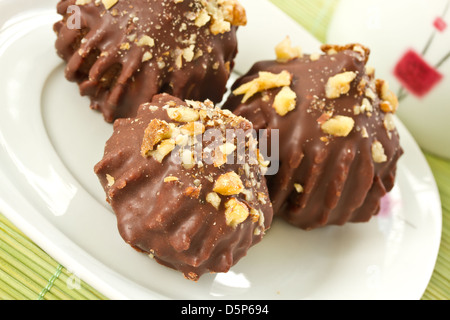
54,0,246,122
223,40,403,230
94,93,273,280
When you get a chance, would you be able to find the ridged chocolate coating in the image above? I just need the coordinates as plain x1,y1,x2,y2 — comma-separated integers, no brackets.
94,94,273,280
54,0,245,122
223,44,403,230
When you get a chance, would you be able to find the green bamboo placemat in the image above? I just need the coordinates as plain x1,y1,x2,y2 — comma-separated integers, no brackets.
0,214,107,300
0,0,448,301
422,154,450,300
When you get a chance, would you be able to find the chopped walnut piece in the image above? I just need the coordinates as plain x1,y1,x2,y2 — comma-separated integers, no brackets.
325,71,357,99
233,70,292,103
383,112,396,139
142,51,153,62
148,139,176,163
224,198,249,228
219,143,237,156
273,86,297,116
75,0,92,5
167,107,200,122
376,79,399,113
294,183,304,193
180,122,206,136
184,186,201,199
102,0,118,10
250,208,261,223
120,42,130,51
195,9,211,27
219,0,247,26
213,143,237,167
136,35,155,47
181,149,196,169
372,141,388,163
321,115,355,137
309,52,321,61
317,111,333,125
384,113,396,131
257,150,270,168
206,192,221,210
321,44,370,63
213,150,227,168
213,171,244,195
141,119,172,157
199,0,247,35
106,174,115,187
361,126,369,138
275,36,302,63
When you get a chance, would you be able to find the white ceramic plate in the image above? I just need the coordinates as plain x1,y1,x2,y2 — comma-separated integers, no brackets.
0,0,442,300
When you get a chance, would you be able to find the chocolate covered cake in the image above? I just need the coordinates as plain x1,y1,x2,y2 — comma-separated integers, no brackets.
94,93,273,280
54,0,246,122
223,40,403,230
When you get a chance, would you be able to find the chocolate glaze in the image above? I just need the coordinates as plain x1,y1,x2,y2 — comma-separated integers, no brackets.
94,93,272,280
54,0,245,122
223,45,403,230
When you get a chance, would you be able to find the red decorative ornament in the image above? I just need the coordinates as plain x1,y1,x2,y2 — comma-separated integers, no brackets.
433,16,448,32
394,49,443,98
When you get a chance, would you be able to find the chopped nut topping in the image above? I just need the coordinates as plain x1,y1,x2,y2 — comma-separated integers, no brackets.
361,126,369,138
195,9,211,27
354,98,373,117
213,150,227,168
119,42,130,51
219,143,237,156
141,119,172,157
102,0,118,10
384,113,396,137
206,192,221,210
309,52,321,61
213,171,244,195
106,174,115,187
372,141,388,163
257,192,267,204
325,71,357,99
148,139,176,163
198,0,247,35
321,44,370,63
167,107,200,122
257,150,270,168
224,198,249,228
317,111,333,125
294,183,304,193
180,122,206,136
275,36,302,63
365,65,375,77
376,79,399,113
250,208,261,223
181,149,196,169
233,71,292,103
184,186,201,199
272,86,297,116
321,115,355,137
75,0,92,5
218,0,247,26
142,51,153,62
164,176,179,183
136,35,155,47
213,142,237,167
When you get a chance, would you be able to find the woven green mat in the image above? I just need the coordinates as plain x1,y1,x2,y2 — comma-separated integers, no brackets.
0,0,448,300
